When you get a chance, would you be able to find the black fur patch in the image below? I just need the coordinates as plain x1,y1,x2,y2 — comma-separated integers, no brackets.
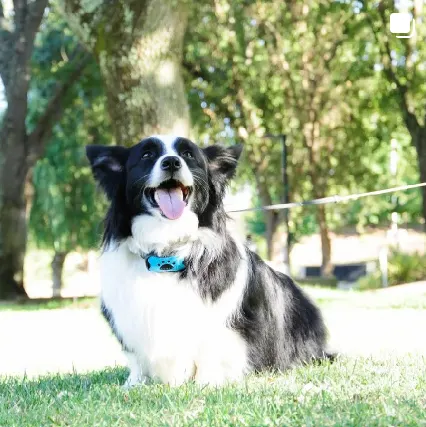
100,301,133,353
232,249,328,371
183,235,241,301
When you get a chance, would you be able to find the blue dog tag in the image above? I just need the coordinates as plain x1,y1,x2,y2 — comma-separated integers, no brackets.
146,255,186,273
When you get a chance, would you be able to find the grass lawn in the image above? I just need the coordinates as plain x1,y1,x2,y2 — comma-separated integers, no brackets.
1,357,425,426
1,284,426,426
0,296,97,312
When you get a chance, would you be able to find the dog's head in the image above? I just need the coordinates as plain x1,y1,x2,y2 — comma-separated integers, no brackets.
86,135,242,252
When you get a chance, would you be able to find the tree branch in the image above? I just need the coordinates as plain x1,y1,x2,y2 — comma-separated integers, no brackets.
366,4,420,135
323,35,345,71
21,0,48,70
27,50,91,165
25,0,48,44
377,11,406,92
1,0,48,93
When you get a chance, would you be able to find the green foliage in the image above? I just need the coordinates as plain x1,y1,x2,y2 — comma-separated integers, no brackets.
361,1,426,125
21,0,425,262
246,199,318,244
388,250,426,285
296,277,339,288
358,249,426,290
357,272,385,291
28,8,111,252
0,296,96,312
184,0,424,245
29,113,108,252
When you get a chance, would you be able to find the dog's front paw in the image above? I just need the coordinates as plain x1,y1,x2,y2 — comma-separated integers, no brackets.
122,374,149,390
150,357,196,387
194,365,242,387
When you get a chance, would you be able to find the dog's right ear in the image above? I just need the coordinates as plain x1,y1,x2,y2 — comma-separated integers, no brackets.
86,145,129,200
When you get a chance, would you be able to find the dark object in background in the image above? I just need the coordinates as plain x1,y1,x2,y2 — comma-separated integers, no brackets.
303,263,370,283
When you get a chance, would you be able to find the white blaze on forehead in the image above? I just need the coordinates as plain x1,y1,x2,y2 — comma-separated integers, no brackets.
147,135,194,189
151,134,180,156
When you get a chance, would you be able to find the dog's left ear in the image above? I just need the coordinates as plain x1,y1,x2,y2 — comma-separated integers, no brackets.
203,144,243,181
86,144,130,200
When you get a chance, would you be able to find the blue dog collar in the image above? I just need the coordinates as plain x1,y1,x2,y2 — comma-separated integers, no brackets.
145,255,186,272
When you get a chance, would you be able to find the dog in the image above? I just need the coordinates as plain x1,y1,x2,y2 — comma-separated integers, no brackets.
86,135,332,387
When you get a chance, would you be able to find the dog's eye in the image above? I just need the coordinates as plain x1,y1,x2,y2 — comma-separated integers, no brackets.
142,151,153,159
182,151,194,159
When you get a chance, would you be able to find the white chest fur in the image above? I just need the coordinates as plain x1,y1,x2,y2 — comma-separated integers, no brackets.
100,242,249,386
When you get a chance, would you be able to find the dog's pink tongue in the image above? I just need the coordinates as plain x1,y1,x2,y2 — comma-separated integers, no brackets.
155,188,185,220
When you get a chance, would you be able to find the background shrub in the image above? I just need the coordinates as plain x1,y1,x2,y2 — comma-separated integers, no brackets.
358,250,426,290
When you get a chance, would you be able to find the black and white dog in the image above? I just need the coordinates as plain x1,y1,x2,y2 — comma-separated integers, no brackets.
87,135,331,387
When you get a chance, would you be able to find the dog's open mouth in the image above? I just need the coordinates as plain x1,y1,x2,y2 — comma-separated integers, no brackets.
146,179,192,220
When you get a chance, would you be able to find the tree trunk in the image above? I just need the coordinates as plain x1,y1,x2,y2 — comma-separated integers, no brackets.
0,93,31,300
419,157,426,234
254,176,282,261
413,129,426,232
404,120,426,232
0,0,89,299
316,204,333,277
0,0,38,298
60,0,190,143
51,251,67,297
265,210,281,261
0,183,28,299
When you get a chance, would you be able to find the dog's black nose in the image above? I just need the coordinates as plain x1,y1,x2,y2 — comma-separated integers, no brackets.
161,156,181,172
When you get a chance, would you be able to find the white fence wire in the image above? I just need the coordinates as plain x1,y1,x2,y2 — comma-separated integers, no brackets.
227,182,426,213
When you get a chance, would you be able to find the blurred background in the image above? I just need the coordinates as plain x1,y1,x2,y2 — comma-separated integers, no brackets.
0,0,425,376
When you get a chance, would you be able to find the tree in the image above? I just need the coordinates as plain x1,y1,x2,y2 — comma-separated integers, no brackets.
58,0,190,145
0,0,89,298
185,0,379,274
363,0,426,231
28,10,110,294
30,99,110,294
